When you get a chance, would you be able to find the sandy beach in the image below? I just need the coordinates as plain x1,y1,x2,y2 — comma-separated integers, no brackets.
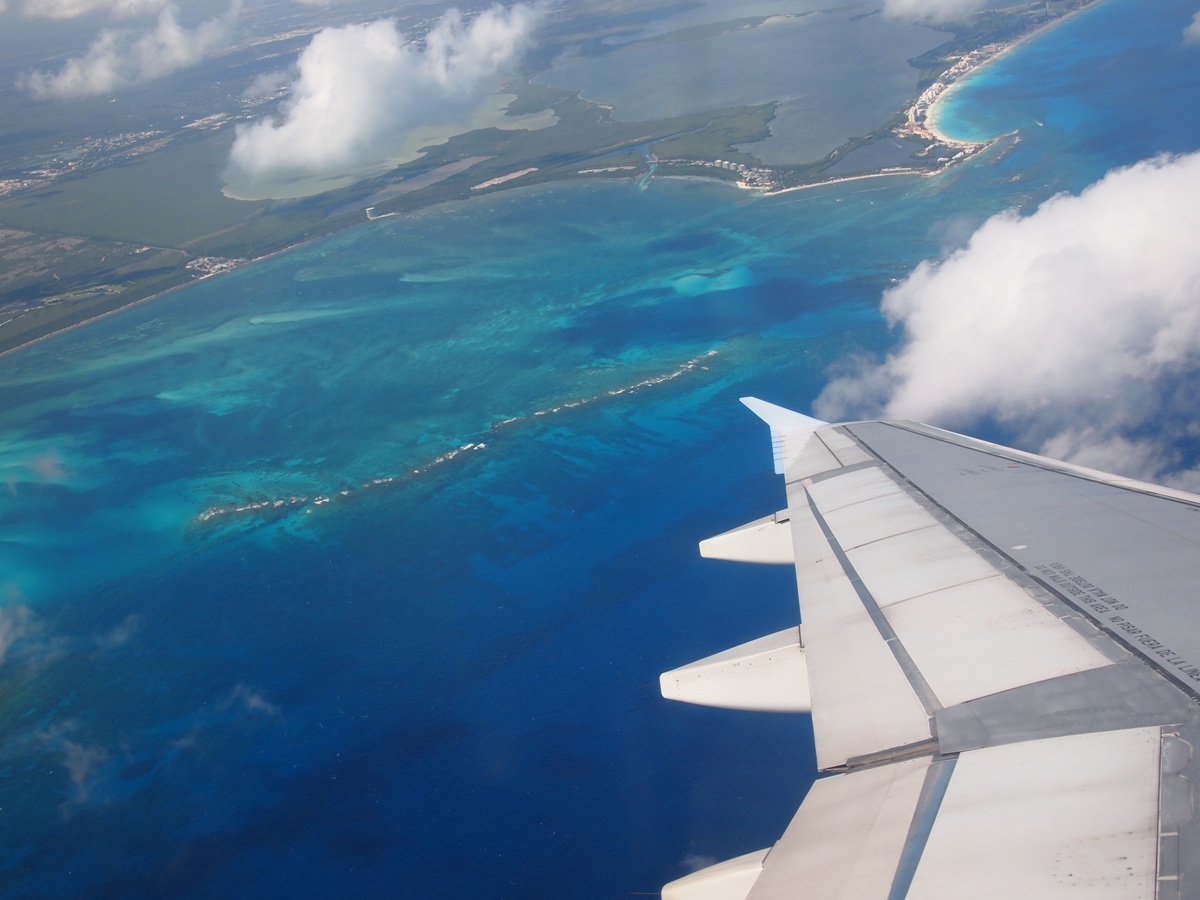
923,0,1106,145
0,1,1108,362
759,0,1107,197
0,236,321,360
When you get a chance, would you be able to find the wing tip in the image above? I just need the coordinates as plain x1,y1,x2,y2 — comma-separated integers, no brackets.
739,396,826,430
739,397,827,475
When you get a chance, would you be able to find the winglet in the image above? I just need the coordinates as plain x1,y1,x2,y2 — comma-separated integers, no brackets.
740,397,826,475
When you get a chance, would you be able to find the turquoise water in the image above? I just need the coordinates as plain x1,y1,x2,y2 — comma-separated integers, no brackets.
1,0,1199,895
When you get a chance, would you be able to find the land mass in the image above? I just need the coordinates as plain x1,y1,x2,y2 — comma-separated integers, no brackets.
0,0,1099,357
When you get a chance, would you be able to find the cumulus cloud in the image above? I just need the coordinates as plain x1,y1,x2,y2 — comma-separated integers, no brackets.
19,1,240,99
1186,10,1200,45
815,151,1200,487
225,3,541,186
882,0,985,24
244,67,290,99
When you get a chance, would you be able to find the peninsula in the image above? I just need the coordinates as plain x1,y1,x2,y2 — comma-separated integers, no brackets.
0,0,1100,358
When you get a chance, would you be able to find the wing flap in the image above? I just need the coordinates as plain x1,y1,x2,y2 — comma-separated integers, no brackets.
843,524,997,609
806,465,902,512
662,400,1200,900
909,727,1161,899
885,575,1113,707
788,495,931,769
661,849,769,900
746,757,931,899
674,728,1162,900
812,425,874,468
819,486,941,551
805,457,1113,709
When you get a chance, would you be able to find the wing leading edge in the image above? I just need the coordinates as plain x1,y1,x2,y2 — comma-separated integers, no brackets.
660,398,1200,899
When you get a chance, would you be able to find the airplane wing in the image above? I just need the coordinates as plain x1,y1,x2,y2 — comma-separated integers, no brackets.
660,398,1200,899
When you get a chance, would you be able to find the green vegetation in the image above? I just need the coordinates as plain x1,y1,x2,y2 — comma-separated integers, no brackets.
910,0,1097,89
611,16,779,51
0,0,1098,356
0,270,190,351
0,132,267,247
650,105,775,163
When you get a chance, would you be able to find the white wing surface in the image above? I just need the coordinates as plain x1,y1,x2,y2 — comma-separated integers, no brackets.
660,398,1200,900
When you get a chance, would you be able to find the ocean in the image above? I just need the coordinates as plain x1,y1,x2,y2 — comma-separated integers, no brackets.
1,0,1199,895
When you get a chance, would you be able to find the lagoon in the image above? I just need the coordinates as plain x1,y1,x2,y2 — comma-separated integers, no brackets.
1,0,1199,895
537,9,945,162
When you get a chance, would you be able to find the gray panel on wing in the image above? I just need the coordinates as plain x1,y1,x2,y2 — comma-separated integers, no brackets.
804,451,1111,711
844,421,1200,698
884,575,1112,708
786,487,930,770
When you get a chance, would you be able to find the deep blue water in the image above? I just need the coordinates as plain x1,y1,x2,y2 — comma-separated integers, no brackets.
1,0,1198,895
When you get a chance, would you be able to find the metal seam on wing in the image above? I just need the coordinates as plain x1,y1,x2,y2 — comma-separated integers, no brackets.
803,490,945,717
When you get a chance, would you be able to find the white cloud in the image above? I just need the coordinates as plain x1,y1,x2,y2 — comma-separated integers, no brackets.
19,1,240,98
225,3,541,186
814,151,1200,486
1186,10,1200,45
15,0,167,19
94,614,143,652
244,67,290,98
882,0,985,24
61,739,111,806
0,605,35,665
0,600,67,670
225,683,282,718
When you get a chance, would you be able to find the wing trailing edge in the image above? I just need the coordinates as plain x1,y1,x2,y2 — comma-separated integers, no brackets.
659,398,1200,898
660,848,769,900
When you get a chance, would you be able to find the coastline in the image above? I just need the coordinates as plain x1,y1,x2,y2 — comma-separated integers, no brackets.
922,0,1106,145
759,167,926,197
756,0,1105,198
0,236,324,361
0,0,1107,362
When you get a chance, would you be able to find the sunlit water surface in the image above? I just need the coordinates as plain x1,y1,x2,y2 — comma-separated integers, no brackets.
1,0,1198,895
